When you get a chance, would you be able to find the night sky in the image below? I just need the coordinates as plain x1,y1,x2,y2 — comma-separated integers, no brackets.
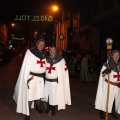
0,0,67,32
0,0,74,41
0,0,71,23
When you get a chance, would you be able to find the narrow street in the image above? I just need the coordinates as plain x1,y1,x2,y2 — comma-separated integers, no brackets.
0,54,119,120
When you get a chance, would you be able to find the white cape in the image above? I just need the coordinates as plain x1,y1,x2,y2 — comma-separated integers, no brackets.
45,59,71,110
95,65,120,114
56,59,71,110
13,49,46,115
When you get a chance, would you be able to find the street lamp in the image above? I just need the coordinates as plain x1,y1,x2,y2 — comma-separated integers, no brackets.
51,5,64,22
11,23,15,27
51,5,68,51
51,5,59,21
8,23,16,49
52,5,59,12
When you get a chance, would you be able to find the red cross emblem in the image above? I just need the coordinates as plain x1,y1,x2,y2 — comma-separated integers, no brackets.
113,72,120,81
46,64,55,73
37,59,45,67
64,64,68,71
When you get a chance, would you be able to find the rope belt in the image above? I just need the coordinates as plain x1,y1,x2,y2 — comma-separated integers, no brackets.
105,79,120,87
45,78,58,82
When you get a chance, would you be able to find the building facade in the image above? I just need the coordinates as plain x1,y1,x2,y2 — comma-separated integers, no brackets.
65,0,120,55
0,23,8,50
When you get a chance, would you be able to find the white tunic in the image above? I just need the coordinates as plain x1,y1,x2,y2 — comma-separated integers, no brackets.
44,59,71,110
45,63,58,105
95,65,120,114
13,49,46,115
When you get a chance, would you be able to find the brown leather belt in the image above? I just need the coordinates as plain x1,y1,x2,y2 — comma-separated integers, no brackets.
27,72,45,89
30,72,45,77
105,79,120,87
45,78,58,82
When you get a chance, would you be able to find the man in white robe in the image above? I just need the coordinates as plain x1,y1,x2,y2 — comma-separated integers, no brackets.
95,50,120,119
13,39,47,120
44,46,71,116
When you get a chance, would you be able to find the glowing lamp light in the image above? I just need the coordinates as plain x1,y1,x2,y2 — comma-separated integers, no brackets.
52,5,58,12
11,23,15,27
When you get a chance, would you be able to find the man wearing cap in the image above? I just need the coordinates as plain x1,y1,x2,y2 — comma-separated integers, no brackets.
13,39,47,120
95,50,120,119
44,46,71,116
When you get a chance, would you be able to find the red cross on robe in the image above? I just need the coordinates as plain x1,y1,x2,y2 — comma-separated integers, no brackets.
37,59,45,67
64,64,68,71
113,72,120,81
46,64,55,73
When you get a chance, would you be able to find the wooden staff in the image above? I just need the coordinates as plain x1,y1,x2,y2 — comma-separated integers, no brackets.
105,51,111,120
105,38,113,120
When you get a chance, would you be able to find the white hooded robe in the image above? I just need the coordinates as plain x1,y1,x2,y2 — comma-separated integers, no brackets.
44,59,71,110
95,65,120,114
13,49,46,115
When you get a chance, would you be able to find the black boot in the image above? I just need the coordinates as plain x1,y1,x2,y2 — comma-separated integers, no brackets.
110,100,118,119
110,113,118,119
100,110,105,119
45,104,51,114
35,99,43,114
51,106,56,116
25,101,32,120
36,105,43,114
28,101,32,113
25,115,30,120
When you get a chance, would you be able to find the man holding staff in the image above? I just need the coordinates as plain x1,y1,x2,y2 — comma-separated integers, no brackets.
95,38,120,119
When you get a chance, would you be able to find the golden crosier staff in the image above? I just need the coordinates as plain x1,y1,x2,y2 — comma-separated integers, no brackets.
105,38,113,120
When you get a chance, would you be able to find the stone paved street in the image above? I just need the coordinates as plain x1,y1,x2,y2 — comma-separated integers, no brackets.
0,54,119,120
